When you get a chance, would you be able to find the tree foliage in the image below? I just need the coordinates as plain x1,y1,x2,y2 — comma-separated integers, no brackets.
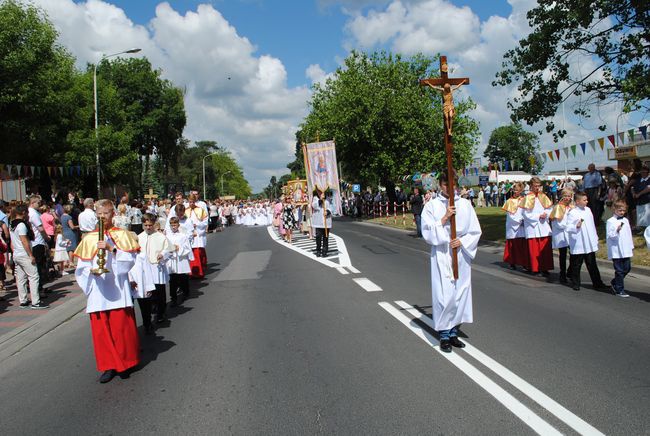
298,50,480,189
483,124,543,174
494,0,650,138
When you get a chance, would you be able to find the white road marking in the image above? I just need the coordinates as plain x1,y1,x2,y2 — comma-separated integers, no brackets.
346,266,361,274
378,301,562,436
337,267,349,275
353,278,382,292
394,300,604,436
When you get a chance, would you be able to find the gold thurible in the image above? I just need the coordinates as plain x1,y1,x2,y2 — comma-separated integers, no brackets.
91,217,110,276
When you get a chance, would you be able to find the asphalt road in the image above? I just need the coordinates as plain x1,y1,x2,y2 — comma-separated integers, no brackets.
0,220,648,435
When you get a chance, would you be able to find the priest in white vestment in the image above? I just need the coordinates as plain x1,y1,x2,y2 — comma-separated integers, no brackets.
421,172,482,353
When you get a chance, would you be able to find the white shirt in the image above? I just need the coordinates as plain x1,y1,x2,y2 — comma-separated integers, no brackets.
28,207,47,247
10,221,29,258
606,215,634,259
566,206,599,254
78,208,98,232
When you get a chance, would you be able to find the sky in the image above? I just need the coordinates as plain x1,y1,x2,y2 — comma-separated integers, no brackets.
31,0,648,191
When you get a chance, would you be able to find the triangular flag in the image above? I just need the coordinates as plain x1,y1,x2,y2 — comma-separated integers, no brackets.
76,165,82,175
628,129,635,142
6,165,12,175
580,143,586,154
16,165,22,176
59,166,63,176
542,152,547,162
548,151,554,161
0,164,4,173
571,144,577,156
529,156,535,166
46,167,51,176
30,166,35,176
608,135,616,147
618,132,625,145
563,147,569,158
640,125,648,140
589,140,596,152
598,138,605,150
554,149,560,159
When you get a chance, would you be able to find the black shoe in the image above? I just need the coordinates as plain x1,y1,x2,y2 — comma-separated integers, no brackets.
572,285,580,291
541,271,550,277
315,252,322,257
440,339,452,353
170,300,178,308
99,369,117,383
19,302,30,308
155,316,167,324
31,302,49,309
321,252,328,258
559,275,568,284
449,337,466,348
508,264,516,270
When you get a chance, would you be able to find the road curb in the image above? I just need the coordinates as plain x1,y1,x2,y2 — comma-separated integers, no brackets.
0,289,86,364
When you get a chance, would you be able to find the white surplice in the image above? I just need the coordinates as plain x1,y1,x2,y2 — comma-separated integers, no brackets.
550,206,571,249
606,216,634,259
166,230,193,274
74,236,137,314
421,195,482,332
137,231,174,285
566,206,599,254
504,200,524,240
522,196,552,239
186,208,208,248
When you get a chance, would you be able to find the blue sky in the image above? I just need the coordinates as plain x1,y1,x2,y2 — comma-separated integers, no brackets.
50,0,643,190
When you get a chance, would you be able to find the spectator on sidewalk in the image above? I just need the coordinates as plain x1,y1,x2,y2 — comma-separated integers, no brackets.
583,164,605,225
10,204,48,309
631,165,650,229
78,198,98,237
410,187,424,237
28,195,50,294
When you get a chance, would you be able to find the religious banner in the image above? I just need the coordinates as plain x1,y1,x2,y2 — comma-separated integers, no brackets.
304,140,342,215
286,179,308,205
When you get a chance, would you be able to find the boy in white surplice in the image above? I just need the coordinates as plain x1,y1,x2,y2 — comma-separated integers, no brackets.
421,171,482,353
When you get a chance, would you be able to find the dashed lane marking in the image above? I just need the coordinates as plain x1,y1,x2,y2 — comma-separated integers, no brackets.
353,278,382,292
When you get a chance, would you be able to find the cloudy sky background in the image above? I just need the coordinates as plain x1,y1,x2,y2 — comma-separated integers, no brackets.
31,0,647,191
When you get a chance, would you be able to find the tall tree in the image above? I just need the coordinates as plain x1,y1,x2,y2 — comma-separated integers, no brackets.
483,124,542,174
298,50,480,191
0,0,77,164
494,0,650,138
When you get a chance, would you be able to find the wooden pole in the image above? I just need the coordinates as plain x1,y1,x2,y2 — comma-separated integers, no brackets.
445,130,459,280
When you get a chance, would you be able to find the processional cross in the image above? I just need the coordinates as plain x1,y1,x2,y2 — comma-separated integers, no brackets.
144,188,158,202
420,56,470,280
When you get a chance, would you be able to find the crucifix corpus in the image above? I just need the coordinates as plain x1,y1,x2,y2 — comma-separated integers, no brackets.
144,188,158,202
420,55,470,280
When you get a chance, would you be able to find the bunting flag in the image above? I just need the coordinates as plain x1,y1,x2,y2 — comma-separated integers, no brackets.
640,125,648,140
554,149,560,159
58,167,63,176
589,140,596,152
563,147,569,158
7,165,13,175
571,144,577,156
529,155,535,167
618,132,625,146
548,151,554,161
580,143,586,154
607,135,616,147
30,166,35,176
628,129,635,142
598,138,605,150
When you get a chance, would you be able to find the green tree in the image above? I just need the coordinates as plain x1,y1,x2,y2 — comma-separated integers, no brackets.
494,0,650,138
298,50,479,193
0,0,77,164
483,124,542,174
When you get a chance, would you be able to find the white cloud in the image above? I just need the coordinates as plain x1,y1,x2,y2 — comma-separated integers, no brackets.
32,0,309,192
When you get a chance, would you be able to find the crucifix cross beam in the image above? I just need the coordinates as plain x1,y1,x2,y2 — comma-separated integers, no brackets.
144,188,158,201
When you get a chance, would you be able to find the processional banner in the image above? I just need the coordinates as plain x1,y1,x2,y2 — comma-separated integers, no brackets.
304,140,342,215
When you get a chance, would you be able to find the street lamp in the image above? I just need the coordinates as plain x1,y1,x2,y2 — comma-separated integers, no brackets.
221,171,232,197
203,152,220,200
94,48,141,197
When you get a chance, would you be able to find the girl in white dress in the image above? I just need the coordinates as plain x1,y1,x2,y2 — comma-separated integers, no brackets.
53,224,70,276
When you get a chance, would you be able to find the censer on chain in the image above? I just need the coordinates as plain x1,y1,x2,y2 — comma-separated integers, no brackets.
91,217,110,275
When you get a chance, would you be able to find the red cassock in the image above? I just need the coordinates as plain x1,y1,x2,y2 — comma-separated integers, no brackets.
199,247,207,267
503,237,530,269
190,248,205,279
527,236,553,272
89,307,140,372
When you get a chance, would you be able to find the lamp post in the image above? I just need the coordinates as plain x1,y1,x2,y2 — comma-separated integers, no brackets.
202,153,219,200
221,171,232,197
94,48,141,197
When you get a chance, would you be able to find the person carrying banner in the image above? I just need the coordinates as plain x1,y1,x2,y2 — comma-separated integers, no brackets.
311,189,332,257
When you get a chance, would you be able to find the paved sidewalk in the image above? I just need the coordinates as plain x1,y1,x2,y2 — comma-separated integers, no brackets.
0,271,85,363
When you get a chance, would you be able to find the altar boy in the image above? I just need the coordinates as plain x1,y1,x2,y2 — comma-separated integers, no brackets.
566,192,608,291
166,216,193,304
606,200,634,297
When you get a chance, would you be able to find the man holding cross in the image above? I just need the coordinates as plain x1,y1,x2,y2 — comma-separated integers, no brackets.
421,171,482,353
419,56,480,353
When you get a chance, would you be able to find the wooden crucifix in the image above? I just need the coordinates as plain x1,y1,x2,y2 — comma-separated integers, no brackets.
420,56,470,280
144,187,158,203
